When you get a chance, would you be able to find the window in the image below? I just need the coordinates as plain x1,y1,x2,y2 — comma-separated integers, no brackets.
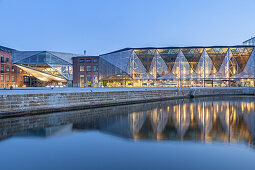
11,76,15,82
80,75,84,87
12,66,14,72
20,76,22,82
1,65,4,71
94,75,98,83
87,76,92,83
6,75,9,81
86,59,91,63
80,66,84,72
24,76,28,83
68,66,73,74
0,75,4,81
93,65,98,72
86,66,91,71
93,59,98,63
6,56,9,62
79,59,84,63
6,65,10,72
0,55,4,62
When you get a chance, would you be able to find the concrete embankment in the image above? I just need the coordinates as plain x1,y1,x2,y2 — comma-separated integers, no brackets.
0,87,254,117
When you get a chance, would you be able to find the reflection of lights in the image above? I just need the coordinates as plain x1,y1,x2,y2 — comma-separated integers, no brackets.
191,113,194,122
116,96,255,143
213,113,217,122
190,104,194,115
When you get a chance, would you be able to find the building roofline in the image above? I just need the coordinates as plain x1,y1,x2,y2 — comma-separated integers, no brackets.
243,37,255,43
0,45,16,53
72,55,99,59
14,50,82,55
100,45,255,56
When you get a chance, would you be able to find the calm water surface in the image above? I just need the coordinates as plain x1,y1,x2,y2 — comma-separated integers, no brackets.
0,96,255,170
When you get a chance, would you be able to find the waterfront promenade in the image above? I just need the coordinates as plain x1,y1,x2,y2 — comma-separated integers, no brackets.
0,87,255,117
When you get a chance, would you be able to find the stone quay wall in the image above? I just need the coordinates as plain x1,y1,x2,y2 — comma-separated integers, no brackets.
0,87,254,116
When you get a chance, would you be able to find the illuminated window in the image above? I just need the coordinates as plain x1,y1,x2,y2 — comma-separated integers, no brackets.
80,75,84,87
11,76,15,82
80,66,84,72
93,76,98,83
0,75,3,81
69,66,73,74
87,76,92,83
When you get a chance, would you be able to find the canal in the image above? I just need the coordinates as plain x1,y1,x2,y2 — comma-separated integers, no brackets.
0,96,255,170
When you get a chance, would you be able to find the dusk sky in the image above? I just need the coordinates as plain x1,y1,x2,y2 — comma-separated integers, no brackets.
0,0,254,55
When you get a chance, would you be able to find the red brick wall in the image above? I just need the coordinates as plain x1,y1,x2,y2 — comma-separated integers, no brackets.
73,56,99,87
0,51,24,87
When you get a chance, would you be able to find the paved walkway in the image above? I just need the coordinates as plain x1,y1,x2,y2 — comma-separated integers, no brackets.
0,87,253,95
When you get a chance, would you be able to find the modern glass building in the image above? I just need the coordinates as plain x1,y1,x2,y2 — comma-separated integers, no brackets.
243,37,255,46
13,50,80,86
99,46,255,87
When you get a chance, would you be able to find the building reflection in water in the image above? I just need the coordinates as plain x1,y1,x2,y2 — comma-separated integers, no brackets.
0,97,254,148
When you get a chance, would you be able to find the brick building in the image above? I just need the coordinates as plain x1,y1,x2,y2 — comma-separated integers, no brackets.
72,56,99,87
0,46,24,88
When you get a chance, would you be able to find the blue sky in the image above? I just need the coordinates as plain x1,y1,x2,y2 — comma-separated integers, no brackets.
0,0,254,55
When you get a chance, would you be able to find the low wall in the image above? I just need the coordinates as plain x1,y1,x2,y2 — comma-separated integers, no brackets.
0,87,254,117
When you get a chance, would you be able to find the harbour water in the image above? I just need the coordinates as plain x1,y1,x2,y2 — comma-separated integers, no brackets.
0,96,255,170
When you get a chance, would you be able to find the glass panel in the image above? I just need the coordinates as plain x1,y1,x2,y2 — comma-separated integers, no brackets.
232,48,255,78
16,52,46,63
46,52,70,65
205,48,228,74
181,48,203,72
99,49,132,73
126,51,147,79
172,50,191,78
195,50,213,78
99,57,132,86
157,48,179,73
149,50,168,78
230,47,254,73
209,49,232,79
134,49,155,72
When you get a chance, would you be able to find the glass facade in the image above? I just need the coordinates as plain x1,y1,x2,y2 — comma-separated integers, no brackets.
243,37,255,46
99,46,255,87
13,51,77,86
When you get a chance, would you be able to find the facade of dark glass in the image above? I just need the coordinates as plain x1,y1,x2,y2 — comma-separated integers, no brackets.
99,46,255,87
